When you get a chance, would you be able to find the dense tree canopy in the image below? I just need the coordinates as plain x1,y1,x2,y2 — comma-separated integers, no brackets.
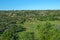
0,10,60,40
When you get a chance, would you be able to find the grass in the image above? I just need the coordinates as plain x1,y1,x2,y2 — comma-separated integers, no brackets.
18,20,60,40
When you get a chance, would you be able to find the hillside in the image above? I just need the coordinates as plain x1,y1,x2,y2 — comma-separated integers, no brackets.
0,10,60,40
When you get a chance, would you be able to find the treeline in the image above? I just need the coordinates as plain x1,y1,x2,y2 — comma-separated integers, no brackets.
0,10,60,21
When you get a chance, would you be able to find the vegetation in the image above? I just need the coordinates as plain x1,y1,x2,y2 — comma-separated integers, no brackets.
0,10,60,40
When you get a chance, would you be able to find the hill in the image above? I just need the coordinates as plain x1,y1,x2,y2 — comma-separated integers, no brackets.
0,10,60,40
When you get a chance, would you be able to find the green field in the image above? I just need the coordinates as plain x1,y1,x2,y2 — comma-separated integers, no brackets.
18,21,60,40
0,10,60,40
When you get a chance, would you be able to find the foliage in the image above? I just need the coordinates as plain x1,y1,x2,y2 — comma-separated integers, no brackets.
0,10,60,40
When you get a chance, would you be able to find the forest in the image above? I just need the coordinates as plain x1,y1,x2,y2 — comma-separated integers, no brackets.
0,10,60,40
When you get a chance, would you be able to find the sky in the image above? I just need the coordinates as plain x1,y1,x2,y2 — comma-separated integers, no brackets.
0,0,60,10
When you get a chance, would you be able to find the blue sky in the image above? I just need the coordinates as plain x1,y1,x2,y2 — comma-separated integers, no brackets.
0,0,60,10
